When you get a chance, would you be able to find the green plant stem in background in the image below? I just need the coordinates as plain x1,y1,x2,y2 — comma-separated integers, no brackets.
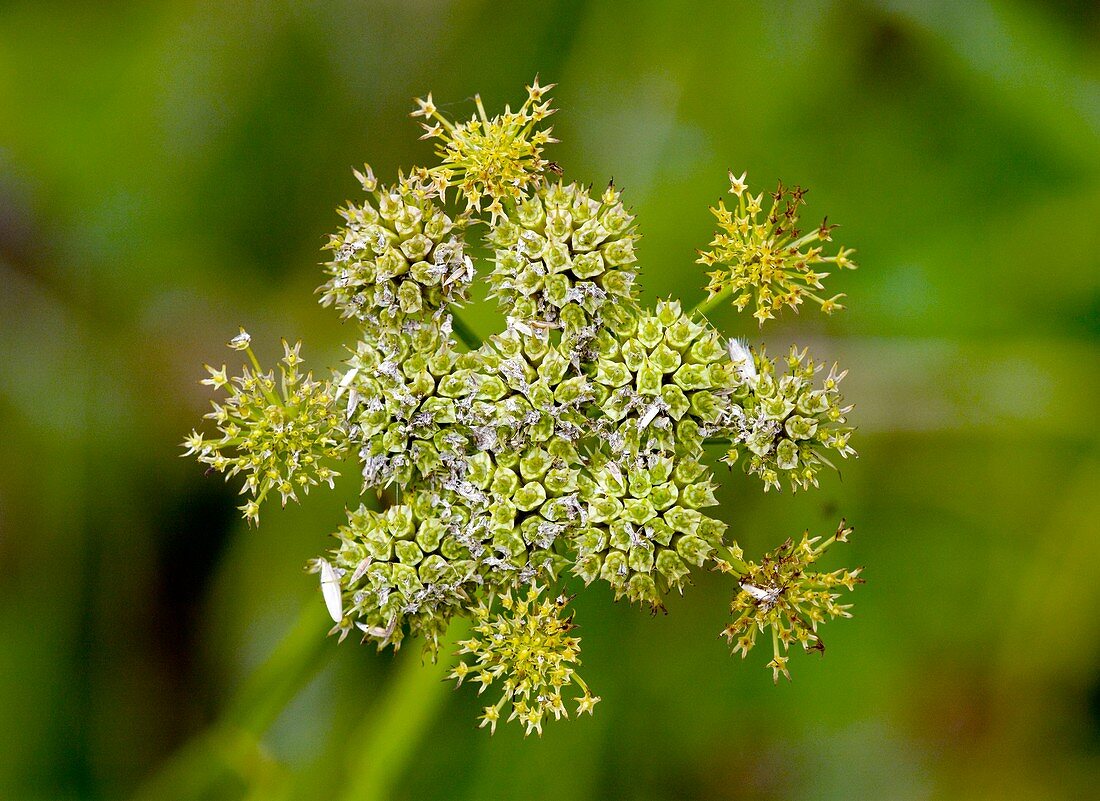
131,604,472,801
450,311,484,350
131,601,333,801
339,619,471,801
689,286,734,319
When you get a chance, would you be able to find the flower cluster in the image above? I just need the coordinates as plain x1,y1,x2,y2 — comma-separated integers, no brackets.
718,343,855,492
341,326,484,490
697,171,856,324
588,300,737,462
720,521,863,682
183,331,346,525
412,78,557,217
319,166,472,347
572,454,726,607
451,585,598,736
318,498,476,653
186,79,865,734
487,180,639,342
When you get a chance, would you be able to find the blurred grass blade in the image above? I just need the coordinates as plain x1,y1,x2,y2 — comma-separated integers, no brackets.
339,619,470,801
131,601,332,801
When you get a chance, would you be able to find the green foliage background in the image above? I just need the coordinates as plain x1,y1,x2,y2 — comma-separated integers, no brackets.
1,1,1097,798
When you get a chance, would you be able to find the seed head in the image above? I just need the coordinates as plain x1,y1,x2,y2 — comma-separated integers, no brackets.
718,345,855,492
486,181,640,342
320,177,472,343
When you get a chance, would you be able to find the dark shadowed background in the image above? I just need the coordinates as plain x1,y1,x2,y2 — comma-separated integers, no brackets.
1,1,1098,799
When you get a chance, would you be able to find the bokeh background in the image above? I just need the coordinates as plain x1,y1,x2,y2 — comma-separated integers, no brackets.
2,1,1098,799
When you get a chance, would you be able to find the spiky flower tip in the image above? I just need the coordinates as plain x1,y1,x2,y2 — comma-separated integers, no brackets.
319,166,472,342
182,331,347,525
412,78,558,218
487,180,639,345
697,171,856,325
451,585,598,737
719,343,855,492
720,520,863,682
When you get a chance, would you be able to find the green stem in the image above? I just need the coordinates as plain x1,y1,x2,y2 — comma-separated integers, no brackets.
130,601,333,801
450,310,484,350
689,285,734,319
716,545,750,575
243,345,285,407
340,618,471,801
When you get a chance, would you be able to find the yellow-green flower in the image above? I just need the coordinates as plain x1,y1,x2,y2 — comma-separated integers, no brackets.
451,585,598,736
587,299,736,461
572,453,726,608
697,171,856,325
183,332,347,525
319,498,480,654
720,520,863,681
412,78,558,217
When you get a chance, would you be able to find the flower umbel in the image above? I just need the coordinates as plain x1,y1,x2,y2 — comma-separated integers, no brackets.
185,78,867,735
318,498,478,654
720,520,863,682
698,171,856,324
451,585,598,736
718,345,856,492
183,332,347,525
413,78,558,218
319,170,472,344
487,180,639,337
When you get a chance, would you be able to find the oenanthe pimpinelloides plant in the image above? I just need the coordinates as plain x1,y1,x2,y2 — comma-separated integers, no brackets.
185,78,863,737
